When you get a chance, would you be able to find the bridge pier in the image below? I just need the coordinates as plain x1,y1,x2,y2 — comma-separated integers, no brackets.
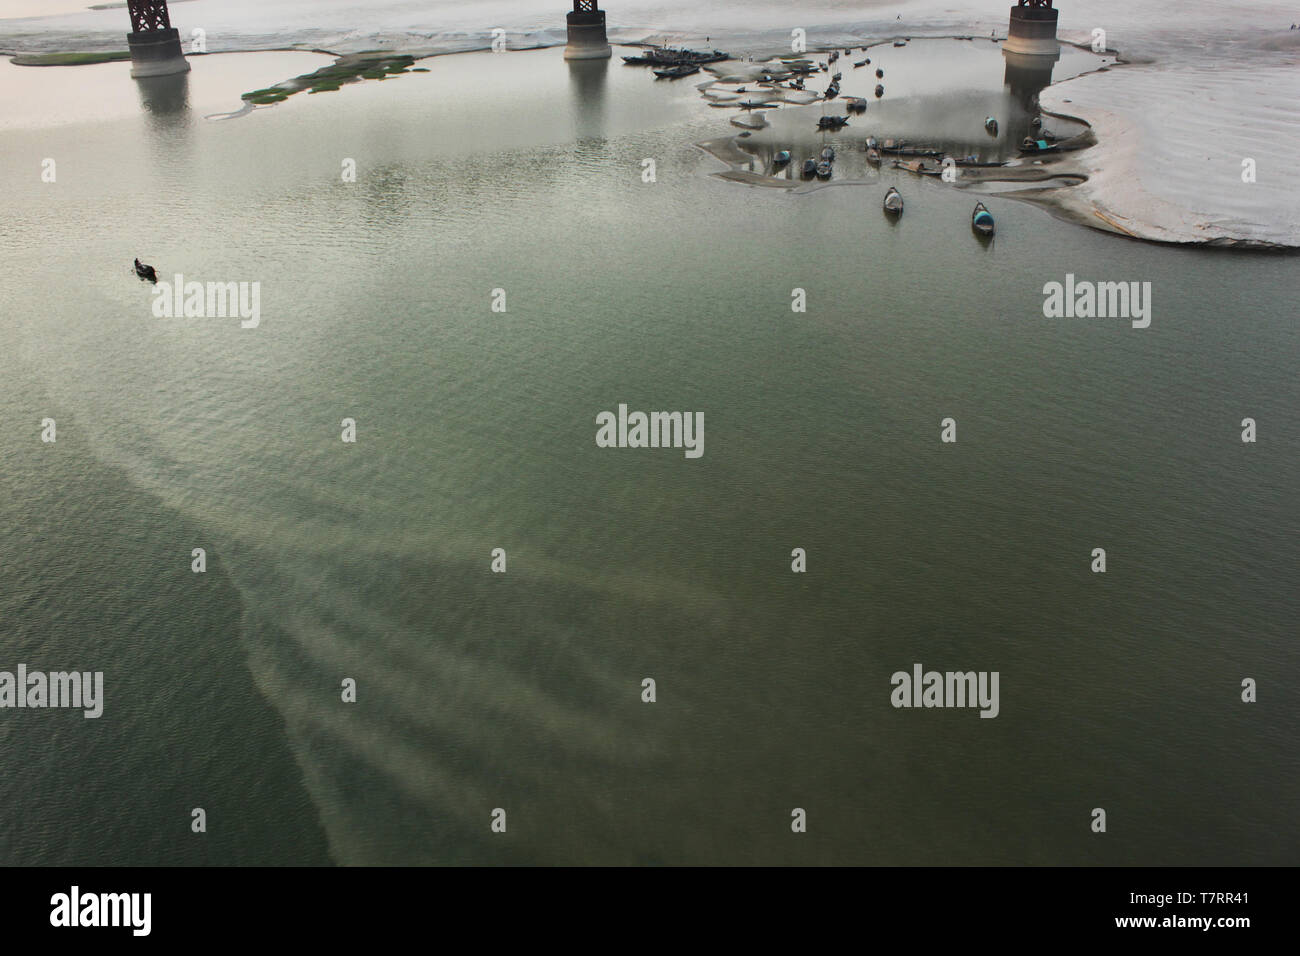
127,1,190,78
565,1,612,60
1004,0,1059,57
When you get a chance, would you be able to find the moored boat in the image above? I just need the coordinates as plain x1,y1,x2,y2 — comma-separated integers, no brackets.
654,64,700,79
774,150,792,167
821,146,836,161
816,161,833,179
882,186,904,214
984,116,998,135
866,147,882,165
875,84,885,97
971,201,995,236
802,158,818,178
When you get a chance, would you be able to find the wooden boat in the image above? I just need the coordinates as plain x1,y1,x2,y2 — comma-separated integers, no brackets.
865,147,882,165
802,158,818,178
774,150,792,167
817,115,849,130
875,68,884,78
893,39,908,47
895,159,940,177
882,186,904,214
845,97,867,113
881,145,942,158
816,161,833,179
821,146,836,161
984,116,998,135
654,64,700,79
875,84,885,97
1020,137,1061,154
971,201,995,236
853,59,869,68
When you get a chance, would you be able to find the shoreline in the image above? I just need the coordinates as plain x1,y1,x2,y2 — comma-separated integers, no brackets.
6,28,1297,251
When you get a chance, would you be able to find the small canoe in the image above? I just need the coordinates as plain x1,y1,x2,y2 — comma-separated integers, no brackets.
802,158,818,178
654,64,700,78
893,39,908,47
816,161,833,179
972,201,995,236
774,150,792,166
984,116,998,135
875,84,885,97
883,186,904,214
821,146,836,161
853,59,868,68
875,68,884,78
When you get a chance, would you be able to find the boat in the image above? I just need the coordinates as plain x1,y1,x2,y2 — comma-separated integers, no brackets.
984,116,998,135
824,82,840,99
816,161,833,179
875,68,884,78
893,39,908,47
832,72,842,81
1020,137,1061,154
654,64,700,79
774,150,792,166
627,46,730,67
866,136,878,149
133,258,157,283
845,97,868,113
971,201,995,236
817,116,849,130
802,158,818,178
895,159,941,177
882,186,904,214
853,59,869,68
875,84,885,97
880,144,943,158
821,146,836,161
866,147,882,165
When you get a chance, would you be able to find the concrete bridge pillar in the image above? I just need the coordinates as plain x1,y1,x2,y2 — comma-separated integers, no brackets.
565,1,612,60
127,0,191,77
1004,0,1059,57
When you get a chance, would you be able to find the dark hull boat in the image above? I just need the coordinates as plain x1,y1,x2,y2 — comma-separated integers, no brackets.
816,161,832,179
821,146,836,161
882,186,904,215
818,115,849,130
875,84,885,98
654,64,700,79
774,150,792,167
972,201,995,236
801,158,818,178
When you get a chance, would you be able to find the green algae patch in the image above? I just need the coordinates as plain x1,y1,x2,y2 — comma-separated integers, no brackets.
11,51,131,67
240,53,422,107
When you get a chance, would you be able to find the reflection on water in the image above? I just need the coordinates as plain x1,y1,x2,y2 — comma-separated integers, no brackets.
1002,47,1058,146
567,56,609,141
135,71,191,119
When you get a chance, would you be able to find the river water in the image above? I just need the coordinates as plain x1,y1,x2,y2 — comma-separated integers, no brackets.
0,5,1297,865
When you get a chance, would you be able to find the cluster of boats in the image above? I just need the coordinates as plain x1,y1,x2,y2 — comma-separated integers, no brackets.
793,145,838,180
622,45,730,79
622,46,729,67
